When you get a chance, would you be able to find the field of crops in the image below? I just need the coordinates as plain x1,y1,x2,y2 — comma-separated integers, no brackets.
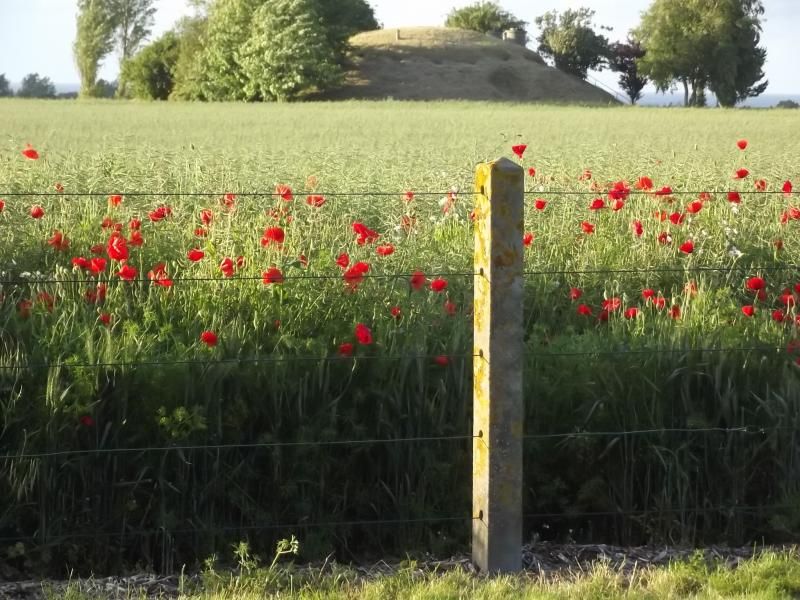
2,99,800,573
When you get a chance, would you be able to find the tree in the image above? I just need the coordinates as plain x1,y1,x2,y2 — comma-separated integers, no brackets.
74,0,116,98
169,15,209,100
238,0,342,101
17,74,56,98
0,74,12,97
315,0,379,58
608,39,648,105
445,2,526,37
776,99,799,109
534,8,609,80
121,31,181,100
108,0,157,96
636,0,767,107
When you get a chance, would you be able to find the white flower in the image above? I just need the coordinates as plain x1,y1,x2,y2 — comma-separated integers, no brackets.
728,246,743,259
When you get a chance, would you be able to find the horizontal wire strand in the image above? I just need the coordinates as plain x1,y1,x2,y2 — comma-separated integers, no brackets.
524,426,796,440
527,347,785,357
524,265,800,277
523,503,797,519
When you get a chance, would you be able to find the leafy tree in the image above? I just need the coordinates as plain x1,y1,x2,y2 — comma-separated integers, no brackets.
534,8,609,80
108,0,156,96
74,0,116,98
238,0,342,101
636,0,767,107
0,74,12,97
17,73,56,98
169,16,209,100
121,32,180,100
608,39,648,105
315,0,379,58
445,2,526,36
776,99,799,109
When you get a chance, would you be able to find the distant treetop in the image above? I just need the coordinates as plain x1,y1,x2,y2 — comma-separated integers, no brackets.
445,2,526,37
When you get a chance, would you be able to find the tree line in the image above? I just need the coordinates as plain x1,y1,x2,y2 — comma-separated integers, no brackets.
447,1,769,107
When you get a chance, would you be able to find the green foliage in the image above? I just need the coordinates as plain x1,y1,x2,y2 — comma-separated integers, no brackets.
0,73,12,97
776,99,799,109
121,31,181,100
74,0,117,98
16,73,56,98
534,8,609,80
169,16,209,101
108,0,157,97
315,0,379,59
636,0,767,107
608,39,647,105
238,0,343,101
445,1,526,36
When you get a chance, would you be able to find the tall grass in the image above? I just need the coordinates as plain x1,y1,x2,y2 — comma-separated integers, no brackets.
1,99,800,572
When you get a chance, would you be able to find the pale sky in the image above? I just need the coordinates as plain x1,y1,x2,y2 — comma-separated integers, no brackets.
0,0,797,95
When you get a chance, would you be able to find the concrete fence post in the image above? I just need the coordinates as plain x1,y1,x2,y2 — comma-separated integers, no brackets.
472,157,524,573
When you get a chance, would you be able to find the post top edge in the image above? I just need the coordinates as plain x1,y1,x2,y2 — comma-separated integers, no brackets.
477,157,524,174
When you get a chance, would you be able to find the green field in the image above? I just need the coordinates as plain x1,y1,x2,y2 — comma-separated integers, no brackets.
2,99,800,572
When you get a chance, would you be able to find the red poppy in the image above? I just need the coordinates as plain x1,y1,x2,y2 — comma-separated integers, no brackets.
534,198,547,211
679,240,694,254
54,182,64,193
741,305,755,317
430,278,448,292
306,195,326,208
376,244,395,256
611,199,625,211
780,290,796,306
444,300,457,316
47,230,69,251
608,181,631,201
579,169,592,181
263,267,285,285
187,248,205,262
745,277,765,291
527,167,536,177
261,227,285,247
401,215,417,234
670,305,681,319
635,176,653,191
727,191,741,203
576,303,592,316
603,297,622,312
772,309,786,323
21,144,39,160
410,271,427,291
99,313,112,326
658,231,672,245
597,309,609,322
147,263,173,288
654,186,673,197
343,261,370,289
89,257,107,274
219,257,235,278
775,239,784,251
36,292,54,313
338,342,354,357
669,212,685,225
686,201,703,214
783,181,793,196
90,244,104,255
197,209,213,226
653,210,667,222
355,323,373,345
755,179,767,191
685,281,698,296
523,232,534,247
276,185,293,201
434,355,449,367
148,205,172,222
30,205,45,219
129,218,141,230
642,289,656,301
198,330,217,347
107,233,129,262
221,193,237,209
297,254,308,268
0,199,4,212
699,192,712,201
404,191,415,202
624,307,639,319
511,144,527,159
117,264,137,281
129,231,143,246
589,198,606,210
390,306,402,319
580,221,595,234
756,289,767,302
336,253,350,269
352,222,380,245
79,415,95,427
72,256,89,270
17,299,32,319
737,139,748,150
569,287,582,301
632,220,643,238
734,168,749,179
653,297,667,310
108,194,123,207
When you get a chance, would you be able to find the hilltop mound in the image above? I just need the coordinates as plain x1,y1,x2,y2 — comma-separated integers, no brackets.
323,27,618,104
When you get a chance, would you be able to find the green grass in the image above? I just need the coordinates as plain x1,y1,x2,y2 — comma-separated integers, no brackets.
46,549,800,599
2,99,800,572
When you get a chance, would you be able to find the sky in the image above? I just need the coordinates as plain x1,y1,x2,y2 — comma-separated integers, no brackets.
0,0,798,96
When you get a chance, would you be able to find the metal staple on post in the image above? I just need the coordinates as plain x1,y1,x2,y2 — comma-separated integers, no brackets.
472,157,524,572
